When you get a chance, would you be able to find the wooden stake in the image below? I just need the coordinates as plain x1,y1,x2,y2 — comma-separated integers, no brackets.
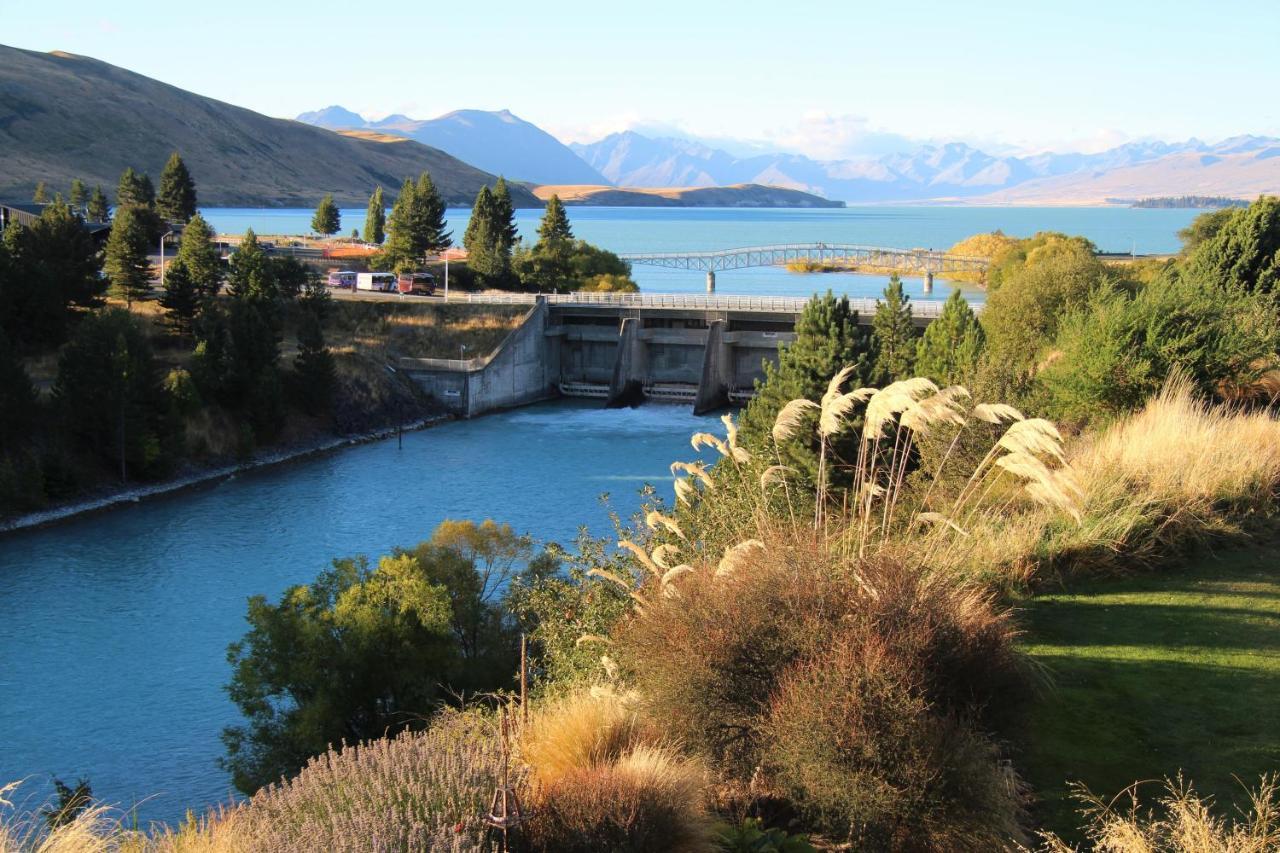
520,633,529,728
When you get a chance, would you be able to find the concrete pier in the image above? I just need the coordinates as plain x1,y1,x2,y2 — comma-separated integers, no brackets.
606,317,648,408
706,270,716,293
923,271,934,294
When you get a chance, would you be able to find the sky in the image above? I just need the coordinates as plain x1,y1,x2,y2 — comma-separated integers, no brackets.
4,0,1279,160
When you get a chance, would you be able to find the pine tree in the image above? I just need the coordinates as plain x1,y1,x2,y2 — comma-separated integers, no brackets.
87,186,110,222
227,229,274,303
159,258,199,337
116,168,149,209
103,206,153,307
364,186,385,244
464,186,510,284
382,178,418,269
871,275,917,383
0,327,37,446
738,291,875,486
69,179,87,212
156,152,198,222
492,177,519,252
414,173,451,253
311,194,340,237
537,195,573,246
291,283,335,416
914,288,985,386
32,182,48,204
176,213,222,302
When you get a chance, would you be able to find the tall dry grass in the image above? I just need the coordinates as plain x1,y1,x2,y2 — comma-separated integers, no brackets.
1034,775,1280,853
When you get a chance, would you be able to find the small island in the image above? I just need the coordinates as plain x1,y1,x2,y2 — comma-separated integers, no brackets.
532,182,845,208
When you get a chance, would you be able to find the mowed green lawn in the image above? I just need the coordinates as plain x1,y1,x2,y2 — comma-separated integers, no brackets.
1018,542,1280,840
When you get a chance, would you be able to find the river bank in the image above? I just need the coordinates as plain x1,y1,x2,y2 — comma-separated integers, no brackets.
0,414,451,536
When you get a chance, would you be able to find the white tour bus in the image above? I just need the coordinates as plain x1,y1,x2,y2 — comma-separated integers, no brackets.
355,272,398,293
326,270,358,289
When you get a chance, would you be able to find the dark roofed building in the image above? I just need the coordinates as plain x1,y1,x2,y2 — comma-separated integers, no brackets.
0,201,45,232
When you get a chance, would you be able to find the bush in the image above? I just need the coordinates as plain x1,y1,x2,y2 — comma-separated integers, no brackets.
528,745,713,853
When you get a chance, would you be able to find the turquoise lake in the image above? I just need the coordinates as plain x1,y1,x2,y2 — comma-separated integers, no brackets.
0,205,1202,825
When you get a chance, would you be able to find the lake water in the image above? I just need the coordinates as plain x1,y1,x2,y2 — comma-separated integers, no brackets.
0,204,1202,826
0,401,712,825
202,205,1202,302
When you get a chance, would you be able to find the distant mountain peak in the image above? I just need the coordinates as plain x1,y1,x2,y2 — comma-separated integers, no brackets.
294,105,366,129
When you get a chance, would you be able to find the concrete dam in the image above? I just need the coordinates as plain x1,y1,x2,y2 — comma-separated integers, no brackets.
396,293,966,418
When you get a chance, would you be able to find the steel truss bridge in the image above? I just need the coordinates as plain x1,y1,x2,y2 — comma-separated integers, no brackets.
618,243,990,276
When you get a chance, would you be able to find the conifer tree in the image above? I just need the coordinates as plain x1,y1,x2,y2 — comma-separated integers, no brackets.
464,186,510,283
0,327,37,446
104,206,153,307
87,186,110,222
69,179,87,212
414,172,451,253
176,213,222,302
32,182,48,204
738,291,875,486
159,258,199,337
914,288,985,386
871,275,917,382
537,195,573,246
291,283,335,416
116,168,153,209
382,178,418,269
492,177,519,252
227,229,274,303
364,186,385,244
156,152,198,222
311,194,340,238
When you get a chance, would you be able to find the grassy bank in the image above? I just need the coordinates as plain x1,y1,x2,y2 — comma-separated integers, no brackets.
1019,540,1280,840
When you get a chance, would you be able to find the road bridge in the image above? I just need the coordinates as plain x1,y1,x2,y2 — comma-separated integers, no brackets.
618,243,990,293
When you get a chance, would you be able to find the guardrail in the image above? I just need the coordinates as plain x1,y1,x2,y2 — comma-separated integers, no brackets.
451,291,980,316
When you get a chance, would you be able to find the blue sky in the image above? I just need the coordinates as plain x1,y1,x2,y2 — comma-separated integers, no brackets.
4,0,1277,158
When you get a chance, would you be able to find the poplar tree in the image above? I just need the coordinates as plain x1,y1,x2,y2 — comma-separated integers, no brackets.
87,186,110,222
914,288,984,386
364,186,385,244
176,213,222,302
104,206,153,307
311,194,340,238
157,152,198,222
32,182,48,204
537,194,573,245
492,177,519,253
871,275,916,382
69,179,87,212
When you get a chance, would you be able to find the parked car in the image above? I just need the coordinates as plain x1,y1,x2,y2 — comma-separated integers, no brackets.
397,271,436,296
326,270,358,289
355,271,398,292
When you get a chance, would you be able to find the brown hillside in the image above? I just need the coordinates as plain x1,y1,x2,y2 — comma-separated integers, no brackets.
0,45,541,208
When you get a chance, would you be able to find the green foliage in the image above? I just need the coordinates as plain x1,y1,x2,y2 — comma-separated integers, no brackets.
42,777,92,829
713,818,816,853
156,152,197,222
0,197,105,347
1180,195,1280,295
870,275,916,382
538,194,574,245
68,178,86,211
159,257,199,337
0,327,37,446
381,174,451,271
1177,206,1238,253
363,185,385,244
310,193,340,237
291,283,335,417
86,185,110,222
222,551,455,793
985,231,1097,291
463,185,512,285
227,229,276,304
1039,275,1280,424
32,181,48,203
104,205,153,306
513,237,635,293
914,287,984,385
491,177,519,252
115,167,154,209
53,308,178,480
979,238,1110,394
175,212,222,301
738,291,875,486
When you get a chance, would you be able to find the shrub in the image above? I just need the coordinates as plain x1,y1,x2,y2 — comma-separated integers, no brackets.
520,690,655,790
713,817,815,853
528,745,713,853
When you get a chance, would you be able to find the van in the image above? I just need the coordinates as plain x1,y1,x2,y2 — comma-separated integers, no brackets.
326,270,358,289
355,272,398,292
397,272,436,296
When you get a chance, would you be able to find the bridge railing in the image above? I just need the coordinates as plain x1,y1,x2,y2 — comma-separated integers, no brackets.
451,291,980,315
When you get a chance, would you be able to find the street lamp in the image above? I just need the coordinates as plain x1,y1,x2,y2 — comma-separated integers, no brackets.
159,229,176,288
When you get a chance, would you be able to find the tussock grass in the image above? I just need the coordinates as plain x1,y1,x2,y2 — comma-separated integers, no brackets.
323,301,523,362
520,690,655,791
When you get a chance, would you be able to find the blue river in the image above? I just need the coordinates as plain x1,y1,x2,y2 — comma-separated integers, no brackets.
0,205,1200,825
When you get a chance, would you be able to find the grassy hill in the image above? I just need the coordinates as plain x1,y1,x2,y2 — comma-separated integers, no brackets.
0,45,541,208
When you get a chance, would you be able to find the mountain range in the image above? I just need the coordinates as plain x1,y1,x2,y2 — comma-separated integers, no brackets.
571,132,1280,204
0,45,540,208
297,106,608,186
